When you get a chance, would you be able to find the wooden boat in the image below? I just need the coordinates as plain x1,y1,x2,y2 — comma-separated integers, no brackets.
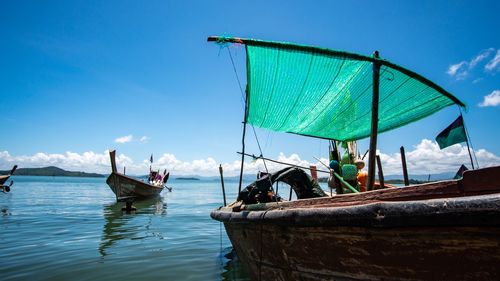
106,150,168,201
208,36,500,280
0,165,17,192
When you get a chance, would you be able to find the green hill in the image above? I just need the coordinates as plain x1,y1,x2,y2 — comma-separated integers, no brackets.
0,166,105,177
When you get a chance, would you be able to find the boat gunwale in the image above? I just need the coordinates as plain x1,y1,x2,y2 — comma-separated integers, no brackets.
211,193,500,228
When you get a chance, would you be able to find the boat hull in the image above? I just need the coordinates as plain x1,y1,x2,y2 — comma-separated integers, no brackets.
222,221,500,281
106,173,163,200
0,175,10,185
212,166,500,281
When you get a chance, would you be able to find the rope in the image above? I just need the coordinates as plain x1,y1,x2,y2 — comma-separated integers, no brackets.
252,127,269,173
226,48,246,109
227,46,270,174
219,222,225,277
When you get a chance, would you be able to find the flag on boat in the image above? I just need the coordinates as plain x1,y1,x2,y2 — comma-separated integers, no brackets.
435,115,467,149
150,154,153,163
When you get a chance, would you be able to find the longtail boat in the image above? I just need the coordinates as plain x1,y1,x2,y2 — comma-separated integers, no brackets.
0,165,17,193
106,150,168,201
208,36,500,281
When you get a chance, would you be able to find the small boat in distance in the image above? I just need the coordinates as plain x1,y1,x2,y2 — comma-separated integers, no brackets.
106,150,169,202
0,165,17,193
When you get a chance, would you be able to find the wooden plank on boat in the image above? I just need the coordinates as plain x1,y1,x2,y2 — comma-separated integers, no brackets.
461,166,499,192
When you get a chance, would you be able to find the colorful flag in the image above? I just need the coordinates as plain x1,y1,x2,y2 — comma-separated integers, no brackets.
435,115,467,149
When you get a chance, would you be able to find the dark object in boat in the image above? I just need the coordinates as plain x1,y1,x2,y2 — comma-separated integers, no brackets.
454,164,468,179
106,150,166,201
0,165,17,193
238,167,327,205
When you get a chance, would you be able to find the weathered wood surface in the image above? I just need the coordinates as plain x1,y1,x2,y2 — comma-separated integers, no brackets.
214,193,500,227
234,166,500,211
106,150,163,200
0,165,17,185
213,166,500,280
106,173,163,200
225,223,500,281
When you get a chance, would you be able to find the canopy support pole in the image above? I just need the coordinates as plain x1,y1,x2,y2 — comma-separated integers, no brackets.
367,51,380,191
238,90,249,195
238,122,246,194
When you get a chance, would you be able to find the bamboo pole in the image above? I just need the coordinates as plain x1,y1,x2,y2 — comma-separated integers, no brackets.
239,152,360,194
238,88,249,194
376,155,385,189
400,146,410,186
367,51,381,191
219,164,227,206
238,152,329,174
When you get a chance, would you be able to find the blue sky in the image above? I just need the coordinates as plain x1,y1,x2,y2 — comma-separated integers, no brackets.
0,0,499,176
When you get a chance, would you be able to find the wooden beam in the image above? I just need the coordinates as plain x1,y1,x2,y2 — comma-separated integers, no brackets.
400,146,410,186
109,150,117,173
376,155,385,189
367,51,381,191
219,164,227,206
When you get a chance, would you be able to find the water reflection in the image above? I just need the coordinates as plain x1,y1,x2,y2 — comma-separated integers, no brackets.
220,247,251,281
1,206,10,216
99,197,166,257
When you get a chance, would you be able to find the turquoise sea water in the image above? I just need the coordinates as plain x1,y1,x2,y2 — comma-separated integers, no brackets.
0,176,250,281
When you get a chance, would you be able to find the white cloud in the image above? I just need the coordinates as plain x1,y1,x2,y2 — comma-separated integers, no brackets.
115,135,133,143
478,90,500,107
485,49,500,72
375,139,500,175
470,48,494,68
447,61,467,79
0,150,122,174
139,136,150,143
1,140,498,176
447,48,497,80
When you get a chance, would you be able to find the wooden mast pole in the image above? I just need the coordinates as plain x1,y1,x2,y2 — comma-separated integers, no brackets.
376,155,385,189
219,164,227,206
367,51,381,191
400,146,410,186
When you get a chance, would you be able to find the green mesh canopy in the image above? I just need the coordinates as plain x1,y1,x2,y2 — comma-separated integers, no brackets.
210,37,465,141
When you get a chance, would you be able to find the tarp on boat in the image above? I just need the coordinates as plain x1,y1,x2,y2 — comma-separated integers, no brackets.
210,37,465,141
238,167,327,204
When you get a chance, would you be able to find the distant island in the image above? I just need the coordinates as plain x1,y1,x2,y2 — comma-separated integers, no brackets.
0,166,105,178
175,177,200,181
384,179,430,185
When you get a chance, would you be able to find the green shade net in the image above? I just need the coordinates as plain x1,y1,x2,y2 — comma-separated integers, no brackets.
212,37,465,141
